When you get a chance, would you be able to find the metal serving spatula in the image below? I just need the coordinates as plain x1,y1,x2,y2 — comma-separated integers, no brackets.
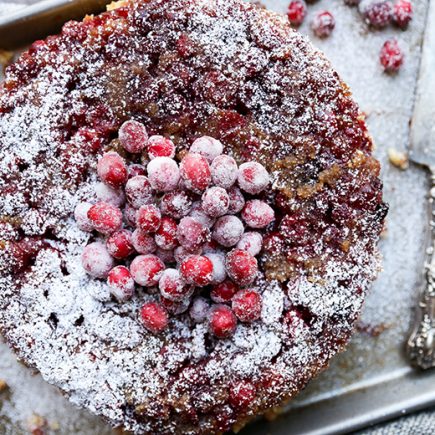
406,0,435,369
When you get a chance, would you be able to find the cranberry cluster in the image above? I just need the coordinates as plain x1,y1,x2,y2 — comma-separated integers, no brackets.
75,120,275,338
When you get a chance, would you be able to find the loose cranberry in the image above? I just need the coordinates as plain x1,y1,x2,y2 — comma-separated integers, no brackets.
147,135,176,159
180,153,211,193
128,164,146,178
125,176,153,209
229,380,256,409
287,0,307,26
160,295,191,315
189,136,223,162
227,186,245,214
180,255,214,286
95,182,125,207
124,204,138,227
132,229,157,254
160,190,193,219
188,202,216,228
236,231,263,256
119,120,148,154
177,217,210,252
204,251,227,284
311,11,335,38
137,204,161,233
74,202,93,232
156,248,176,264
130,254,165,287
210,154,238,189
106,229,135,259
226,249,258,286
87,202,123,235
147,157,180,192
81,242,114,278
242,200,275,229
212,215,244,248
393,0,412,28
155,216,178,250
201,187,230,218
97,152,128,188
210,279,239,303
159,268,193,302
237,162,269,195
232,289,262,322
208,305,237,339
380,38,404,73
174,245,200,264
107,265,135,301
140,301,169,334
190,297,210,323
359,0,393,28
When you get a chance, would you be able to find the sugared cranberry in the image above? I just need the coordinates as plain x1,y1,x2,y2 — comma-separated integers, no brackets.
130,254,165,287
287,0,307,26
201,187,230,218
106,229,135,259
81,242,114,278
210,279,238,303
140,301,168,334
208,305,237,339
227,186,245,214
107,266,135,301
190,297,210,323
87,202,123,235
125,176,153,209
95,182,125,207
137,204,161,233
393,0,412,28
128,164,146,178
229,381,256,409
189,202,216,228
147,157,180,192
190,136,223,162
226,249,258,286
311,11,335,38
380,38,404,73
232,289,262,322
155,217,178,250
147,135,176,159
156,248,176,264
160,190,193,219
242,200,275,229
174,245,201,264
204,251,227,284
124,204,137,227
177,217,210,252
212,215,244,247
159,268,193,302
74,202,93,232
236,231,263,256
97,152,128,188
119,120,148,154
359,0,393,28
237,162,269,195
160,295,191,315
210,154,238,189
132,229,157,254
180,255,214,286
180,153,211,193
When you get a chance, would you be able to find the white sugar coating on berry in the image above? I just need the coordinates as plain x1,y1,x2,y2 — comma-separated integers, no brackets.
107,266,135,302
177,216,211,252
124,204,138,227
130,254,165,287
95,182,125,207
74,202,93,232
159,268,193,302
87,202,123,235
188,202,216,228
190,297,210,323
237,231,263,256
204,252,227,284
125,175,154,209
81,242,115,278
212,215,244,247
210,154,238,189
96,152,128,188
174,245,201,264
242,200,275,229
119,120,148,154
147,135,176,159
147,157,180,192
160,190,193,219
227,186,246,214
201,186,230,217
156,248,176,264
189,136,223,162
161,295,191,315
132,229,157,254
237,162,270,195
179,153,211,193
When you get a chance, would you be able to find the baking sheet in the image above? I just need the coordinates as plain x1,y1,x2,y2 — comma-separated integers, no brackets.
0,0,433,433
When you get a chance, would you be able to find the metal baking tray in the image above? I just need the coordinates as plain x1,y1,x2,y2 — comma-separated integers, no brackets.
1,0,434,434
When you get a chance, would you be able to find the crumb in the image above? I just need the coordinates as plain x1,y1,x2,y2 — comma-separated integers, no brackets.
388,147,409,170
0,50,13,73
0,379,8,392
107,0,127,11
357,321,390,337
48,420,60,431
27,414,47,434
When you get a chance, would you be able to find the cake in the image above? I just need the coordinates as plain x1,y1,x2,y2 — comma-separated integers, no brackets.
0,0,387,433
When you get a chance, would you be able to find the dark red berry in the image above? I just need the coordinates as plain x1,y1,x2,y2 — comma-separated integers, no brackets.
229,380,256,409
140,301,169,333
107,265,135,301
97,152,128,188
128,164,146,178
241,200,275,229
201,187,230,217
180,153,211,193
147,135,176,159
137,204,162,233
212,215,244,247
87,202,123,235
132,229,157,254
147,157,180,192
226,249,258,286
81,242,114,278
106,229,135,259
155,217,178,250
380,38,404,73
180,255,214,286
74,202,93,232
232,289,262,322
208,305,237,339
359,0,393,28
311,11,335,38
237,162,269,194
177,217,210,252
210,154,238,189
190,136,223,162
160,190,193,219
119,120,148,154
211,280,239,303
393,0,412,28
159,268,193,302
125,176,153,209
130,254,165,287
287,0,307,26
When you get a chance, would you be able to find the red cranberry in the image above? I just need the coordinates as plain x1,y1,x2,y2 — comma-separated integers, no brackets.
208,305,237,339
226,249,258,286
132,229,157,254
212,215,244,247
210,154,238,189
188,202,216,228
124,204,138,227
202,239,219,253
174,245,201,264
155,216,178,250
189,136,223,162
137,204,161,233
106,229,135,259
87,202,123,235
227,186,245,214
204,251,227,284
147,135,176,159
140,301,168,334
125,176,153,209
180,255,214,286
359,0,393,28
160,190,193,219
95,182,125,207
287,0,307,26
130,254,165,287
160,295,191,315
237,162,269,194
81,242,114,278
147,157,180,192
311,11,335,38
177,217,210,252
107,265,135,301
393,0,412,28
242,200,275,229
210,279,239,303
119,120,148,154
380,38,404,73
190,297,210,323
180,153,211,193
97,152,128,188
159,268,193,302
74,202,93,232
128,164,146,178
236,231,263,256
229,380,256,409
201,187,230,217
232,289,262,322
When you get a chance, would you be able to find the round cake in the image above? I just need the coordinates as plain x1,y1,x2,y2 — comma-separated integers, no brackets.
0,0,387,433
